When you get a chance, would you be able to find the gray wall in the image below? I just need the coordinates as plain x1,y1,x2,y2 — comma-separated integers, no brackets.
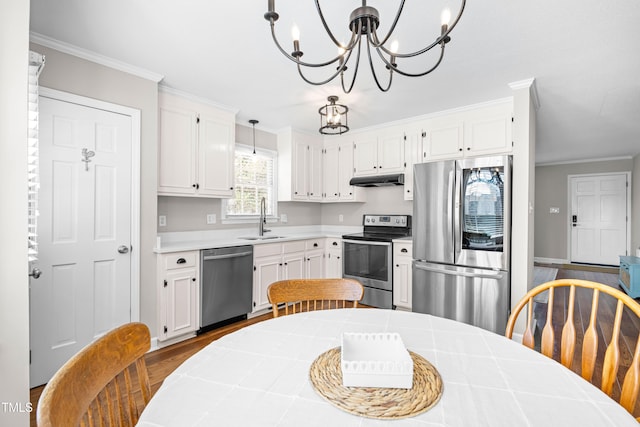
0,1,30,424
32,43,160,334
534,158,635,261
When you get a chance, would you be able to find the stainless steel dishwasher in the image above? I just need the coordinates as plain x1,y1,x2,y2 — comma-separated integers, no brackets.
199,245,253,333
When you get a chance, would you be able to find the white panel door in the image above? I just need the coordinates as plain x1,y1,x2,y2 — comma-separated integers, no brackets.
30,96,132,387
570,173,628,265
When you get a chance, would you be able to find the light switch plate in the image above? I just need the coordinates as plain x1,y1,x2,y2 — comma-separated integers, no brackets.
549,207,560,214
280,213,288,223
206,214,216,224
159,215,166,227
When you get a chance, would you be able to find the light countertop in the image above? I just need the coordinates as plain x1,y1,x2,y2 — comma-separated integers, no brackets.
154,225,362,253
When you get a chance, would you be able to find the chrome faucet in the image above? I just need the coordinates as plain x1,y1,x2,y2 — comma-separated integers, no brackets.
259,197,271,236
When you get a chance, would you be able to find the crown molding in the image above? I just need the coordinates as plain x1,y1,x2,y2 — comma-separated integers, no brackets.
30,32,164,83
509,78,540,110
536,155,633,167
158,85,239,115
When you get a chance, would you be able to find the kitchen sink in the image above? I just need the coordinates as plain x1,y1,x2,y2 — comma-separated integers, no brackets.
239,235,285,240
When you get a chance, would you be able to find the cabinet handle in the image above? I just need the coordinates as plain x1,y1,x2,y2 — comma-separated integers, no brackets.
230,186,234,190
467,147,470,151
373,165,377,169
192,277,196,282
332,242,338,246
401,248,408,253
396,264,400,267
313,243,318,247
192,183,200,189
379,165,382,169
176,258,186,264
459,148,463,152
294,191,298,194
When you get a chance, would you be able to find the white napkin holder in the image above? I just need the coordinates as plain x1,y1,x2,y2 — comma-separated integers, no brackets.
341,332,413,389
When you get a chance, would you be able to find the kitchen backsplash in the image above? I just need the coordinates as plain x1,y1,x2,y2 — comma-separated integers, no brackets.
157,185,412,232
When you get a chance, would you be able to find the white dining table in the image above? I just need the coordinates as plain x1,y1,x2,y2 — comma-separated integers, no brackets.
136,309,637,426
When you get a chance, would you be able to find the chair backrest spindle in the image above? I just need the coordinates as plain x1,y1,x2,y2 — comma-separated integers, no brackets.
267,278,364,318
505,279,640,419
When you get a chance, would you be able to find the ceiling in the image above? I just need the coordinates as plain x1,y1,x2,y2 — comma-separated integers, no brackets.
29,0,640,164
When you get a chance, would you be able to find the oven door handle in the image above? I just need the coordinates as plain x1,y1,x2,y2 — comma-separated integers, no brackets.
343,239,392,247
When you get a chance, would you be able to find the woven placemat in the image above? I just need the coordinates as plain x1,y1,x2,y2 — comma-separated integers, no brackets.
309,347,443,419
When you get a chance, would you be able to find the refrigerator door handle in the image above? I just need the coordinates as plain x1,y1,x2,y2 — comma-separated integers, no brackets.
453,162,462,258
414,262,505,280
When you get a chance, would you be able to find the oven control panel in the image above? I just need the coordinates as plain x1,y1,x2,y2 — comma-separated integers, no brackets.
363,214,410,227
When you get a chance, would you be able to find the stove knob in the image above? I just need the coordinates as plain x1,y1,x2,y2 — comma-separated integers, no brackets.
371,218,376,223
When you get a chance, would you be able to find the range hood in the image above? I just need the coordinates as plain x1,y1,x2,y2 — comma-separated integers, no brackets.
349,173,405,187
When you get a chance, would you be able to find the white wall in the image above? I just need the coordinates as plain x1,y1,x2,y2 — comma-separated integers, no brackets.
0,1,31,425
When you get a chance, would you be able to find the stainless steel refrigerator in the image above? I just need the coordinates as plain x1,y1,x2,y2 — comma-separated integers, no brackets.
412,155,511,334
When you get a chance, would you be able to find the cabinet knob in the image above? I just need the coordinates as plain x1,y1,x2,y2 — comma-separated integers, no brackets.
467,147,470,150
459,148,463,152
192,277,196,282
230,187,234,190
313,243,318,247
332,242,338,246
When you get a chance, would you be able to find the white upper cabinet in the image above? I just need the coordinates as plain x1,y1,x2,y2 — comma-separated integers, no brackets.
422,113,465,160
353,128,405,176
278,128,323,202
403,128,422,201
421,101,512,161
323,136,364,202
463,102,513,156
158,92,235,198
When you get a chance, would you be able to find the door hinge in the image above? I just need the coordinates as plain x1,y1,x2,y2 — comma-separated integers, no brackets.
163,279,167,287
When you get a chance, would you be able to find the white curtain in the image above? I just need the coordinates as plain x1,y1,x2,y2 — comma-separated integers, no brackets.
28,51,45,262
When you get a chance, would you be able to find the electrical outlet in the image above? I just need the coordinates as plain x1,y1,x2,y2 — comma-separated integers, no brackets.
280,213,288,223
206,214,216,224
338,214,344,223
549,207,560,214
159,215,166,227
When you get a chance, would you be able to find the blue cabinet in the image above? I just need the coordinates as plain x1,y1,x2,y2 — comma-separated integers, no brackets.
619,256,640,298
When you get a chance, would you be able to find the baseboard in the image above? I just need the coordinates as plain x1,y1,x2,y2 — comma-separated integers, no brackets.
534,257,568,265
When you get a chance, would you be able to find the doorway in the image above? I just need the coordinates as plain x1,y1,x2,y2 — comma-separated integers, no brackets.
29,89,140,387
568,172,630,266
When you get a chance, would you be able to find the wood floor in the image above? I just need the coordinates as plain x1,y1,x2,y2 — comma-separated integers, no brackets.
29,264,638,425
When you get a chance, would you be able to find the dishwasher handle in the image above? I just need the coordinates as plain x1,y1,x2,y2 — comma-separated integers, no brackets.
203,251,253,261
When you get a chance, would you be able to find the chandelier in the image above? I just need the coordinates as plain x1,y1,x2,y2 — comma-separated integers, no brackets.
264,1,466,93
319,96,349,135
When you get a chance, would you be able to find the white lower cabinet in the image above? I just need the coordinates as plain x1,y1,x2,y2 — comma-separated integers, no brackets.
157,251,199,341
325,238,342,278
393,241,413,310
305,239,325,278
253,239,326,312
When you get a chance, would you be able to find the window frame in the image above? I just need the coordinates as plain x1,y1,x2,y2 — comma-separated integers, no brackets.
221,144,278,224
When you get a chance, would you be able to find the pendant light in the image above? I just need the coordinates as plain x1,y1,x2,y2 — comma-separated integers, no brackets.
249,119,259,154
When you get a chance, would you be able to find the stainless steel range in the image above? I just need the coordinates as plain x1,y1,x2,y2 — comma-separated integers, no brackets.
342,214,411,309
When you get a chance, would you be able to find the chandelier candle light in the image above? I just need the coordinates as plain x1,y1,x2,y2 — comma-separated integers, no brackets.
264,0,466,93
319,96,349,135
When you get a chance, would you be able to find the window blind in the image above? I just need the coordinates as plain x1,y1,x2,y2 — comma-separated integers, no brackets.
28,51,45,262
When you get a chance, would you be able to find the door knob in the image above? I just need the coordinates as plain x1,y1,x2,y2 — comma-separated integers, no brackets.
117,245,130,254
29,267,42,279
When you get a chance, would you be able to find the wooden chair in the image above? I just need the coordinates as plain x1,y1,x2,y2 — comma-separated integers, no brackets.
37,322,152,427
505,279,640,418
267,278,364,318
